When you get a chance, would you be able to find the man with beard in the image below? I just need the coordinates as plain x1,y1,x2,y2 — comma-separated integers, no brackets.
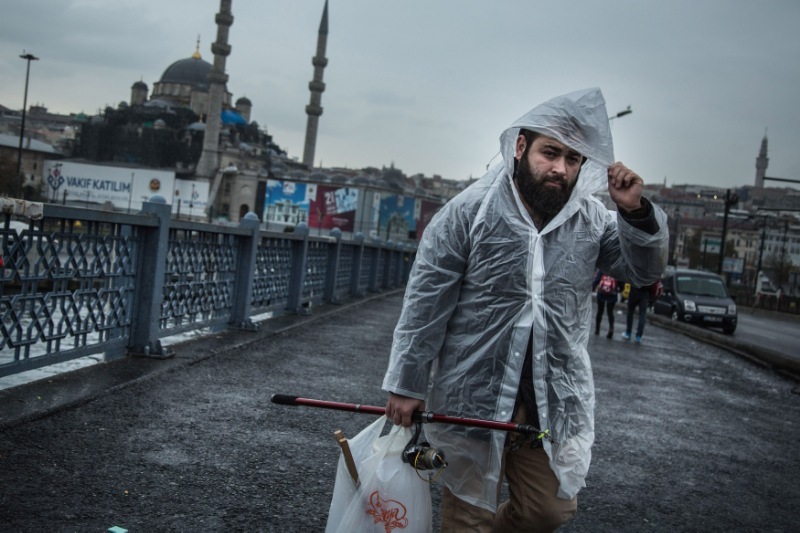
383,88,668,531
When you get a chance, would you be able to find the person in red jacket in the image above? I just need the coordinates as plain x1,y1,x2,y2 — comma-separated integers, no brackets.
593,271,620,338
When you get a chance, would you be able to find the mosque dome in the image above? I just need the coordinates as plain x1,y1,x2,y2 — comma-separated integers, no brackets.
236,96,252,106
132,80,148,90
158,56,212,90
150,43,232,116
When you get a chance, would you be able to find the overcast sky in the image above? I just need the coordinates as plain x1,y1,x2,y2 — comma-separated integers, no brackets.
1,0,798,190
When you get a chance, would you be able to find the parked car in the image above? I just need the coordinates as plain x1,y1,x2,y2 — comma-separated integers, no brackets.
653,268,737,334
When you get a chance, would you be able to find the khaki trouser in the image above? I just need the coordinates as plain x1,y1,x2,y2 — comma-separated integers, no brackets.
440,406,577,532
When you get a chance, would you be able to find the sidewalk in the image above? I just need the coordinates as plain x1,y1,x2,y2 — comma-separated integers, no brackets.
0,289,405,430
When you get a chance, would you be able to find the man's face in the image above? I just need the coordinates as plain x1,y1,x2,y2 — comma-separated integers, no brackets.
513,134,583,220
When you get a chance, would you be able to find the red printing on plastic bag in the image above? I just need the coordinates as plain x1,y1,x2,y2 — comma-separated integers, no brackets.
366,490,409,531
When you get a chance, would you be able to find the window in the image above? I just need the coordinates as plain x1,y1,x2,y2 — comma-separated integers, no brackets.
676,275,728,298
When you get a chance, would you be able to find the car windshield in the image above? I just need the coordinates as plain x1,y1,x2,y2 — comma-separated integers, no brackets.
676,275,728,298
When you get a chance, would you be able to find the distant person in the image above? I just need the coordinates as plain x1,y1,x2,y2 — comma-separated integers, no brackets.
593,271,620,338
622,283,655,343
382,88,669,532
648,278,664,311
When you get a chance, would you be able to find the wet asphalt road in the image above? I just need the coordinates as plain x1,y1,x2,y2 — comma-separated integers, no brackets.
0,292,798,531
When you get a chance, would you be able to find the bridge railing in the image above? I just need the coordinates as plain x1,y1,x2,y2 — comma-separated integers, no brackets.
0,197,415,378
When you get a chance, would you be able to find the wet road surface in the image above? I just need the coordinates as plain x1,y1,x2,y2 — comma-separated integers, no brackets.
0,292,798,531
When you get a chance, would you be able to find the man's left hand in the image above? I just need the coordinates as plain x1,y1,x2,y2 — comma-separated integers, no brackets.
607,162,644,212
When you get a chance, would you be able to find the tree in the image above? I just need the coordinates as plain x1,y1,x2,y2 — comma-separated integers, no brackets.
0,153,17,196
764,248,794,289
685,232,703,269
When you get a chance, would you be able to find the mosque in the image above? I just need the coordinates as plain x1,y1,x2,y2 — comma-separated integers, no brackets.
67,0,463,236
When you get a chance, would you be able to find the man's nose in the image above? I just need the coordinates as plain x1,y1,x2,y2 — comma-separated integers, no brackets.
552,157,567,176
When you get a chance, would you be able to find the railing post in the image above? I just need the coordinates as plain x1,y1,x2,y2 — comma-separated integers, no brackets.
231,212,260,330
350,232,365,297
129,195,174,358
403,248,415,283
288,222,311,315
324,227,342,304
368,237,382,293
104,223,134,362
394,243,404,287
382,240,394,289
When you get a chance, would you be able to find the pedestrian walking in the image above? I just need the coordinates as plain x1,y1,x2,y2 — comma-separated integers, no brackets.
382,88,669,532
593,271,620,338
622,284,655,343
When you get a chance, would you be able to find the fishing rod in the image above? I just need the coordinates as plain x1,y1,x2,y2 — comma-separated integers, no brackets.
270,394,554,443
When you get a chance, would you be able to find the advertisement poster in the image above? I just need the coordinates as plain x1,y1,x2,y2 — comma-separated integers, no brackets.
308,185,359,232
44,160,175,211
416,199,443,239
263,180,315,227
378,194,416,241
172,179,210,216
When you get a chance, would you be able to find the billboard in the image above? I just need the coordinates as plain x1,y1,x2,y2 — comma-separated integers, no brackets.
701,234,721,254
416,199,443,239
308,185,359,232
379,194,416,241
264,180,315,227
722,257,744,274
172,179,210,216
43,160,175,212
264,180,359,232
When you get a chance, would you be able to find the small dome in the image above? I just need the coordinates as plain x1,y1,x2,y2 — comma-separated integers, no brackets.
236,96,252,106
132,80,148,90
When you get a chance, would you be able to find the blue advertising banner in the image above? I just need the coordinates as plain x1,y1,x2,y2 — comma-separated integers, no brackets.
264,180,316,227
379,194,416,241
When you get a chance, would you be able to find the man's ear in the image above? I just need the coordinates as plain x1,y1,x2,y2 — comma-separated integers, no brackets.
515,134,527,160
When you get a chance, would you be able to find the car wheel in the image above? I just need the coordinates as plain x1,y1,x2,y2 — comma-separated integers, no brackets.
723,324,736,335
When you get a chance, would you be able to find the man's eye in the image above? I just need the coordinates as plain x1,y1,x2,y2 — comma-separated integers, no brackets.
568,156,581,165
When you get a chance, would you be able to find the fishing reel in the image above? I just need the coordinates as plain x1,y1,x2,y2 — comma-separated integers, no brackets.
402,422,447,471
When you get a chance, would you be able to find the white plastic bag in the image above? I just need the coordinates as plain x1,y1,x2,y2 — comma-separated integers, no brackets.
326,416,432,533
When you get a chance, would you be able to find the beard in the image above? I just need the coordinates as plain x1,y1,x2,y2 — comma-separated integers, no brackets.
513,153,576,222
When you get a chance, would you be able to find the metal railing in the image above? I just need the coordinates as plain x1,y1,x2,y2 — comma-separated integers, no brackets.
1,197,415,378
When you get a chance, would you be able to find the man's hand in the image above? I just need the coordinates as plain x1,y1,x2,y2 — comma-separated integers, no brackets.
385,392,425,427
607,162,644,212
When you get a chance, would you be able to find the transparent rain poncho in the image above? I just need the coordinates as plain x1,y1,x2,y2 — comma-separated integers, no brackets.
383,87,668,510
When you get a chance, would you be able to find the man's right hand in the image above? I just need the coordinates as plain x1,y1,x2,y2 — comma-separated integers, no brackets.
385,392,425,427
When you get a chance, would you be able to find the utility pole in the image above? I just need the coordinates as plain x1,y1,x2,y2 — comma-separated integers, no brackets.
755,219,768,293
717,188,739,277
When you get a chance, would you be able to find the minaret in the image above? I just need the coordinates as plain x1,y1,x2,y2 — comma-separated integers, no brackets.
302,0,329,168
755,131,768,188
197,0,233,183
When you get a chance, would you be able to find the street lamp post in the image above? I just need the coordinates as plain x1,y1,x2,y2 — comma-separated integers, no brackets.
16,51,39,198
608,106,632,121
716,189,739,278
755,219,769,291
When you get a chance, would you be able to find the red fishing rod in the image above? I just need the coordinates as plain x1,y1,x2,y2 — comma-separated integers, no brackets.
270,394,554,443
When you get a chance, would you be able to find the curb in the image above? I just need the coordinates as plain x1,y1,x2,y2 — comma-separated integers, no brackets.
648,313,800,381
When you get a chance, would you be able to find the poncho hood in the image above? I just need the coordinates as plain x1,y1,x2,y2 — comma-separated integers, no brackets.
498,87,615,202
